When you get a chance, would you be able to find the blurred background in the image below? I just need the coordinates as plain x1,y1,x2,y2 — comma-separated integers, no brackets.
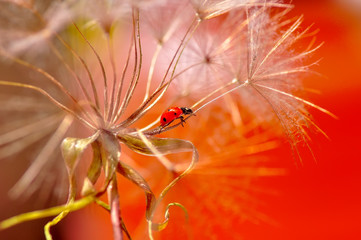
1,0,361,239
275,0,361,239
255,0,361,239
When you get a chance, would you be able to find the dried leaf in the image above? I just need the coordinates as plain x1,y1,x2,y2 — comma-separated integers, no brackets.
117,133,195,156
61,133,99,173
118,132,199,238
151,202,188,231
98,132,121,182
81,141,103,196
61,132,99,198
117,161,156,220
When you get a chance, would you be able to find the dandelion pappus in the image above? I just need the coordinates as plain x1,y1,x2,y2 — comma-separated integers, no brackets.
160,107,194,127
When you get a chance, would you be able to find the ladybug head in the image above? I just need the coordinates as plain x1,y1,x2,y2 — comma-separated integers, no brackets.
180,107,193,115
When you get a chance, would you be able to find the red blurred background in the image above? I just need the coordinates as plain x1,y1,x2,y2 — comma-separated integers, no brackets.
259,1,361,239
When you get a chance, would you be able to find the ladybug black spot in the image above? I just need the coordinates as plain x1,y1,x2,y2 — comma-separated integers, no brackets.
163,117,167,122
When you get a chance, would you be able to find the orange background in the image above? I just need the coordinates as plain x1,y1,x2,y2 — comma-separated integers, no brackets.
258,1,361,239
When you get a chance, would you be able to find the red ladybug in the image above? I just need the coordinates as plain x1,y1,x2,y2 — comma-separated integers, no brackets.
160,107,194,127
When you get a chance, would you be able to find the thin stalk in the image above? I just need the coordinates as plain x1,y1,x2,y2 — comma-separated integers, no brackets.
158,17,199,88
113,80,170,129
191,79,236,109
110,32,134,124
139,118,160,132
193,81,247,113
116,9,139,121
124,9,143,112
148,18,202,112
121,17,202,128
114,14,201,129
0,50,78,105
143,81,246,136
54,33,101,112
143,42,162,102
106,31,119,123
0,81,96,130
108,177,123,240
49,43,101,126
73,23,109,117
118,60,204,131
117,9,142,120
0,195,96,230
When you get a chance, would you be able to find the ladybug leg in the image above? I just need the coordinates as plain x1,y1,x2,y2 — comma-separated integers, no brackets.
179,116,185,127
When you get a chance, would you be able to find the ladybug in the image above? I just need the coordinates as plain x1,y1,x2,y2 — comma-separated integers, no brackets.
160,107,194,127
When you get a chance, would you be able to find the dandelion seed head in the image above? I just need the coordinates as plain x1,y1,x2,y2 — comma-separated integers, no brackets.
0,1,74,55
171,17,236,97
141,0,190,44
